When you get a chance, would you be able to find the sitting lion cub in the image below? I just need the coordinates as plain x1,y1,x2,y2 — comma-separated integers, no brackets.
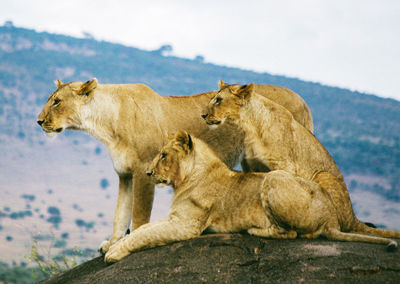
104,131,397,263
202,81,400,239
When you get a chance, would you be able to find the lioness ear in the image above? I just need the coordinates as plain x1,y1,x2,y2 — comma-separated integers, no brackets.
78,78,98,102
174,130,193,153
54,80,63,88
218,80,228,89
235,83,255,101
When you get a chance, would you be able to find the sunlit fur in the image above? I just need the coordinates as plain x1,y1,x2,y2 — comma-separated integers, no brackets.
37,79,313,254
104,131,398,263
202,82,400,239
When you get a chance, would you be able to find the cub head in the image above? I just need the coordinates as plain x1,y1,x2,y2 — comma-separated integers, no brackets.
201,80,255,127
146,130,193,188
37,78,98,136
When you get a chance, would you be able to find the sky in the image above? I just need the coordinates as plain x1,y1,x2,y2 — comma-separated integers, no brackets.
1,0,400,101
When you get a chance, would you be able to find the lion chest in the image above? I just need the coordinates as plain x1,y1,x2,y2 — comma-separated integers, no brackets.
108,145,136,175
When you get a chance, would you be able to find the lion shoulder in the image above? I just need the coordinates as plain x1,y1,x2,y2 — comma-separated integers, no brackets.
255,84,314,133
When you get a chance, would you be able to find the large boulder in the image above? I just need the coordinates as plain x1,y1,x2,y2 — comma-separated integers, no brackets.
41,234,400,283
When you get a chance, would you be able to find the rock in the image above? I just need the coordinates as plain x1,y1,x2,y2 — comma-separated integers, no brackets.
40,234,400,283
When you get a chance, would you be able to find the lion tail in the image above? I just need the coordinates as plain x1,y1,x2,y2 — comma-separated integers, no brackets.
351,220,400,239
324,227,397,251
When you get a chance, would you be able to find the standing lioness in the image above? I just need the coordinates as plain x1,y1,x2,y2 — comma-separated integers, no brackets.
202,81,400,239
104,131,397,263
37,78,313,253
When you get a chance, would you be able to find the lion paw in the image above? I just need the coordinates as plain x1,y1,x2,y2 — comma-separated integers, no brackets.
99,230,131,255
301,233,316,239
287,229,298,239
99,240,113,255
104,241,131,263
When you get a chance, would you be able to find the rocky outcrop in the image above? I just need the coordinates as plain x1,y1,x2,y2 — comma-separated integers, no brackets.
41,234,400,283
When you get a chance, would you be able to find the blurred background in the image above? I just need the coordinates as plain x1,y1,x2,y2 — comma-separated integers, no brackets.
0,0,399,282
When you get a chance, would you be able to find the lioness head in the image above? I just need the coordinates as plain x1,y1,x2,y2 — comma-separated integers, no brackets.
146,130,193,188
37,78,98,136
201,80,255,127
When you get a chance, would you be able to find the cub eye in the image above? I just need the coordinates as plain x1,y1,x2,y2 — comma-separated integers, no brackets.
161,153,167,160
215,97,223,105
53,98,61,106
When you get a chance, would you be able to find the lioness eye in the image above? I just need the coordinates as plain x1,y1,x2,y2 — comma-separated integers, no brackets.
53,98,61,106
161,153,167,160
215,97,222,105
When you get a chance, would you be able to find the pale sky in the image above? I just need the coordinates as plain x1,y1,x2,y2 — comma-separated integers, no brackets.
1,0,399,101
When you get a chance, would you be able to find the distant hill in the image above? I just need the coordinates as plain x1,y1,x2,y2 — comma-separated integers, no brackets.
0,24,399,199
0,24,399,270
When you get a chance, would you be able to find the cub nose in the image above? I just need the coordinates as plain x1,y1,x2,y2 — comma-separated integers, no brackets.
201,113,208,119
146,170,153,177
37,120,44,126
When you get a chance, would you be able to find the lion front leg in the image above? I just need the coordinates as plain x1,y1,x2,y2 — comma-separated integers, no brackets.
132,172,155,230
99,175,133,254
104,218,202,263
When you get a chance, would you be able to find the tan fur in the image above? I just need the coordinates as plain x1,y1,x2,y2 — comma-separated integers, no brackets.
37,78,313,254
202,82,400,239
104,131,397,263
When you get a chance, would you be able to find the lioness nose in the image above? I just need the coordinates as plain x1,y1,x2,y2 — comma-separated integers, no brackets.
146,170,153,177
37,120,44,126
201,114,208,119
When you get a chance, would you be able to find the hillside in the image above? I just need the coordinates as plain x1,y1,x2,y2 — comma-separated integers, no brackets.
0,24,399,199
41,234,400,283
0,23,399,271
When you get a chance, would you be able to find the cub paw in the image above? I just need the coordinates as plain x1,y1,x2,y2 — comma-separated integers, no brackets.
99,230,130,255
104,242,131,263
99,240,113,255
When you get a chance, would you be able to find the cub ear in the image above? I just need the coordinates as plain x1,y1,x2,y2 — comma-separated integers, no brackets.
174,130,193,153
78,78,98,102
218,80,228,90
234,83,255,101
54,79,63,88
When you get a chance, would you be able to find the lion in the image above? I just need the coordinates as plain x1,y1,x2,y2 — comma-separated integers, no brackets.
104,131,397,263
37,78,313,254
201,81,400,239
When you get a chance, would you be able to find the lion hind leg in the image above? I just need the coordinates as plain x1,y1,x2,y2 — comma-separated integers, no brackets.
324,228,397,251
248,226,297,239
312,171,357,231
